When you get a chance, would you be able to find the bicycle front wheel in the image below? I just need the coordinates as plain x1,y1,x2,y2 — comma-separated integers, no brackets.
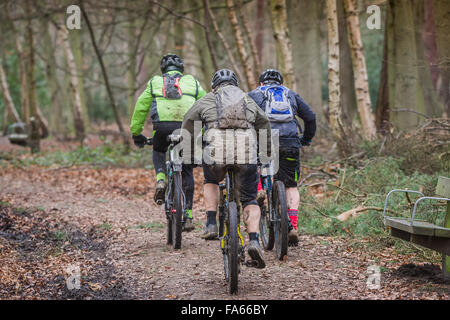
226,201,239,294
172,172,183,249
273,181,288,260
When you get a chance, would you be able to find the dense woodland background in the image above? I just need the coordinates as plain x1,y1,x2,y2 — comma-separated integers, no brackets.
0,0,448,153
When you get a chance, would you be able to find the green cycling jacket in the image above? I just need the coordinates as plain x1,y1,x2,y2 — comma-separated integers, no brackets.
130,70,206,136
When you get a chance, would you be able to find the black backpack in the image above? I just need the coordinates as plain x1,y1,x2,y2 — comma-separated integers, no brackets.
162,73,183,99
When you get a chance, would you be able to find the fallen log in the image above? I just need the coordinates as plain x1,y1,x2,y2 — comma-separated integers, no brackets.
336,206,396,221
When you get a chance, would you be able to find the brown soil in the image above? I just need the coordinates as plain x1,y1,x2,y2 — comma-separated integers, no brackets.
0,163,449,300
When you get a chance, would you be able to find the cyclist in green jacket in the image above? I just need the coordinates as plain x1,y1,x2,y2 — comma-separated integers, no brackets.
130,54,206,231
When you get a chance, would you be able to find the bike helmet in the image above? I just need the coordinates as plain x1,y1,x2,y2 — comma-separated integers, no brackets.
259,69,283,85
160,53,184,74
211,69,239,90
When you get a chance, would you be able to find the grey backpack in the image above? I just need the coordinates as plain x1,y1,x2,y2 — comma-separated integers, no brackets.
214,85,250,129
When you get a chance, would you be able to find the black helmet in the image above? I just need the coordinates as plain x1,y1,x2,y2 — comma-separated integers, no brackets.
259,69,283,85
211,69,239,90
160,53,184,74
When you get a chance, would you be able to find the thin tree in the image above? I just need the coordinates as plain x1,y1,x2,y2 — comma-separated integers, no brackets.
58,22,85,143
225,0,257,89
343,0,376,140
236,0,261,78
6,3,29,124
205,0,244,85
288,0,323,117
80,1,129,146
0,57,22,124
433,0,450,116
269,0,296,90
326,0,345,148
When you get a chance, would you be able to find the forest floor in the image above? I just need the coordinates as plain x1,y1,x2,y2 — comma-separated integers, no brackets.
0,136,449,300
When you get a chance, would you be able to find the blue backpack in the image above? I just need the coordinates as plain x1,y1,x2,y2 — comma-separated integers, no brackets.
260,85,294,123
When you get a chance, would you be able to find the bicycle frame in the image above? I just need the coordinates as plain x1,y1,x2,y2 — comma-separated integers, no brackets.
219,168,246,266
260,166,280,228
165,140,186,222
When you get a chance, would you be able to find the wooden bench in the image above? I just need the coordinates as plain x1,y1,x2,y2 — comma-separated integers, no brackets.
383,176,450,278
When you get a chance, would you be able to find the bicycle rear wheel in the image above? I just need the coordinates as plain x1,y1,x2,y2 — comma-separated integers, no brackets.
172,172,183,249
273,181,288,260
259,189,274,250
225,201,239,294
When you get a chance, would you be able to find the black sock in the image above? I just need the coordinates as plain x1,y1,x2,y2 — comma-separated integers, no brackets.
206,211,217,225
249,232,258,241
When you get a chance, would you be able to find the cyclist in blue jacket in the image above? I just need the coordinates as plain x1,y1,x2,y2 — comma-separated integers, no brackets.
248,69,316,245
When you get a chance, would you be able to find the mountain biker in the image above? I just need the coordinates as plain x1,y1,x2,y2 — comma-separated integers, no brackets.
130,53,206,231
181,69,272,268
248,69,316,246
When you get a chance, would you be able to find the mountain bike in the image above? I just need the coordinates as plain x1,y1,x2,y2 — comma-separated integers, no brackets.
146,134,186,249
258,162,289,260
218,166,260,294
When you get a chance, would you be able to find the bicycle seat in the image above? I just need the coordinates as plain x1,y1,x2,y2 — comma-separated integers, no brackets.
167,134,181,143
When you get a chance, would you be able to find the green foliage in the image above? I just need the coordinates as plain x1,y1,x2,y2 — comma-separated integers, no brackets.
131,221,165,231
7,142,154,168
299,157,444,237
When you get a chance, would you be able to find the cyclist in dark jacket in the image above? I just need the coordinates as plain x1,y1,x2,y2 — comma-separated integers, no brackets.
248,69,316,245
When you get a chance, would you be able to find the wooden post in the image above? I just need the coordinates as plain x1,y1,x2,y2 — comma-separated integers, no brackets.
437,176,450,278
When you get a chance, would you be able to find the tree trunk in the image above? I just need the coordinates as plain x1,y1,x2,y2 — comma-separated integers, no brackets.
225,0,257,89
326,0,345,148
25,0,40,152
414,0,443,118
127,13,137,118
192,0,215,87
343,0,376,140
424,0,440,90
388,0,426,129
433,0,450,117
255,0,264,65
205,0,244,87
69,29,90,133
337,0,357,125
80,2,129,146
202,0,219,71
288,0,323,117
0,58,22,123
237,0,261,80
375,26,389,133
269,0,296,90
6,5,29,124
174,0,185,57
42,19,63,136
58,24,85,143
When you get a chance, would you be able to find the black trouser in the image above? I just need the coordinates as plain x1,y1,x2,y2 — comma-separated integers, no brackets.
152,122,194,211
202,163,259,209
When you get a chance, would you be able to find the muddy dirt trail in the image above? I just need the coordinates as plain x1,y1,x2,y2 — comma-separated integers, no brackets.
0,167,448,300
